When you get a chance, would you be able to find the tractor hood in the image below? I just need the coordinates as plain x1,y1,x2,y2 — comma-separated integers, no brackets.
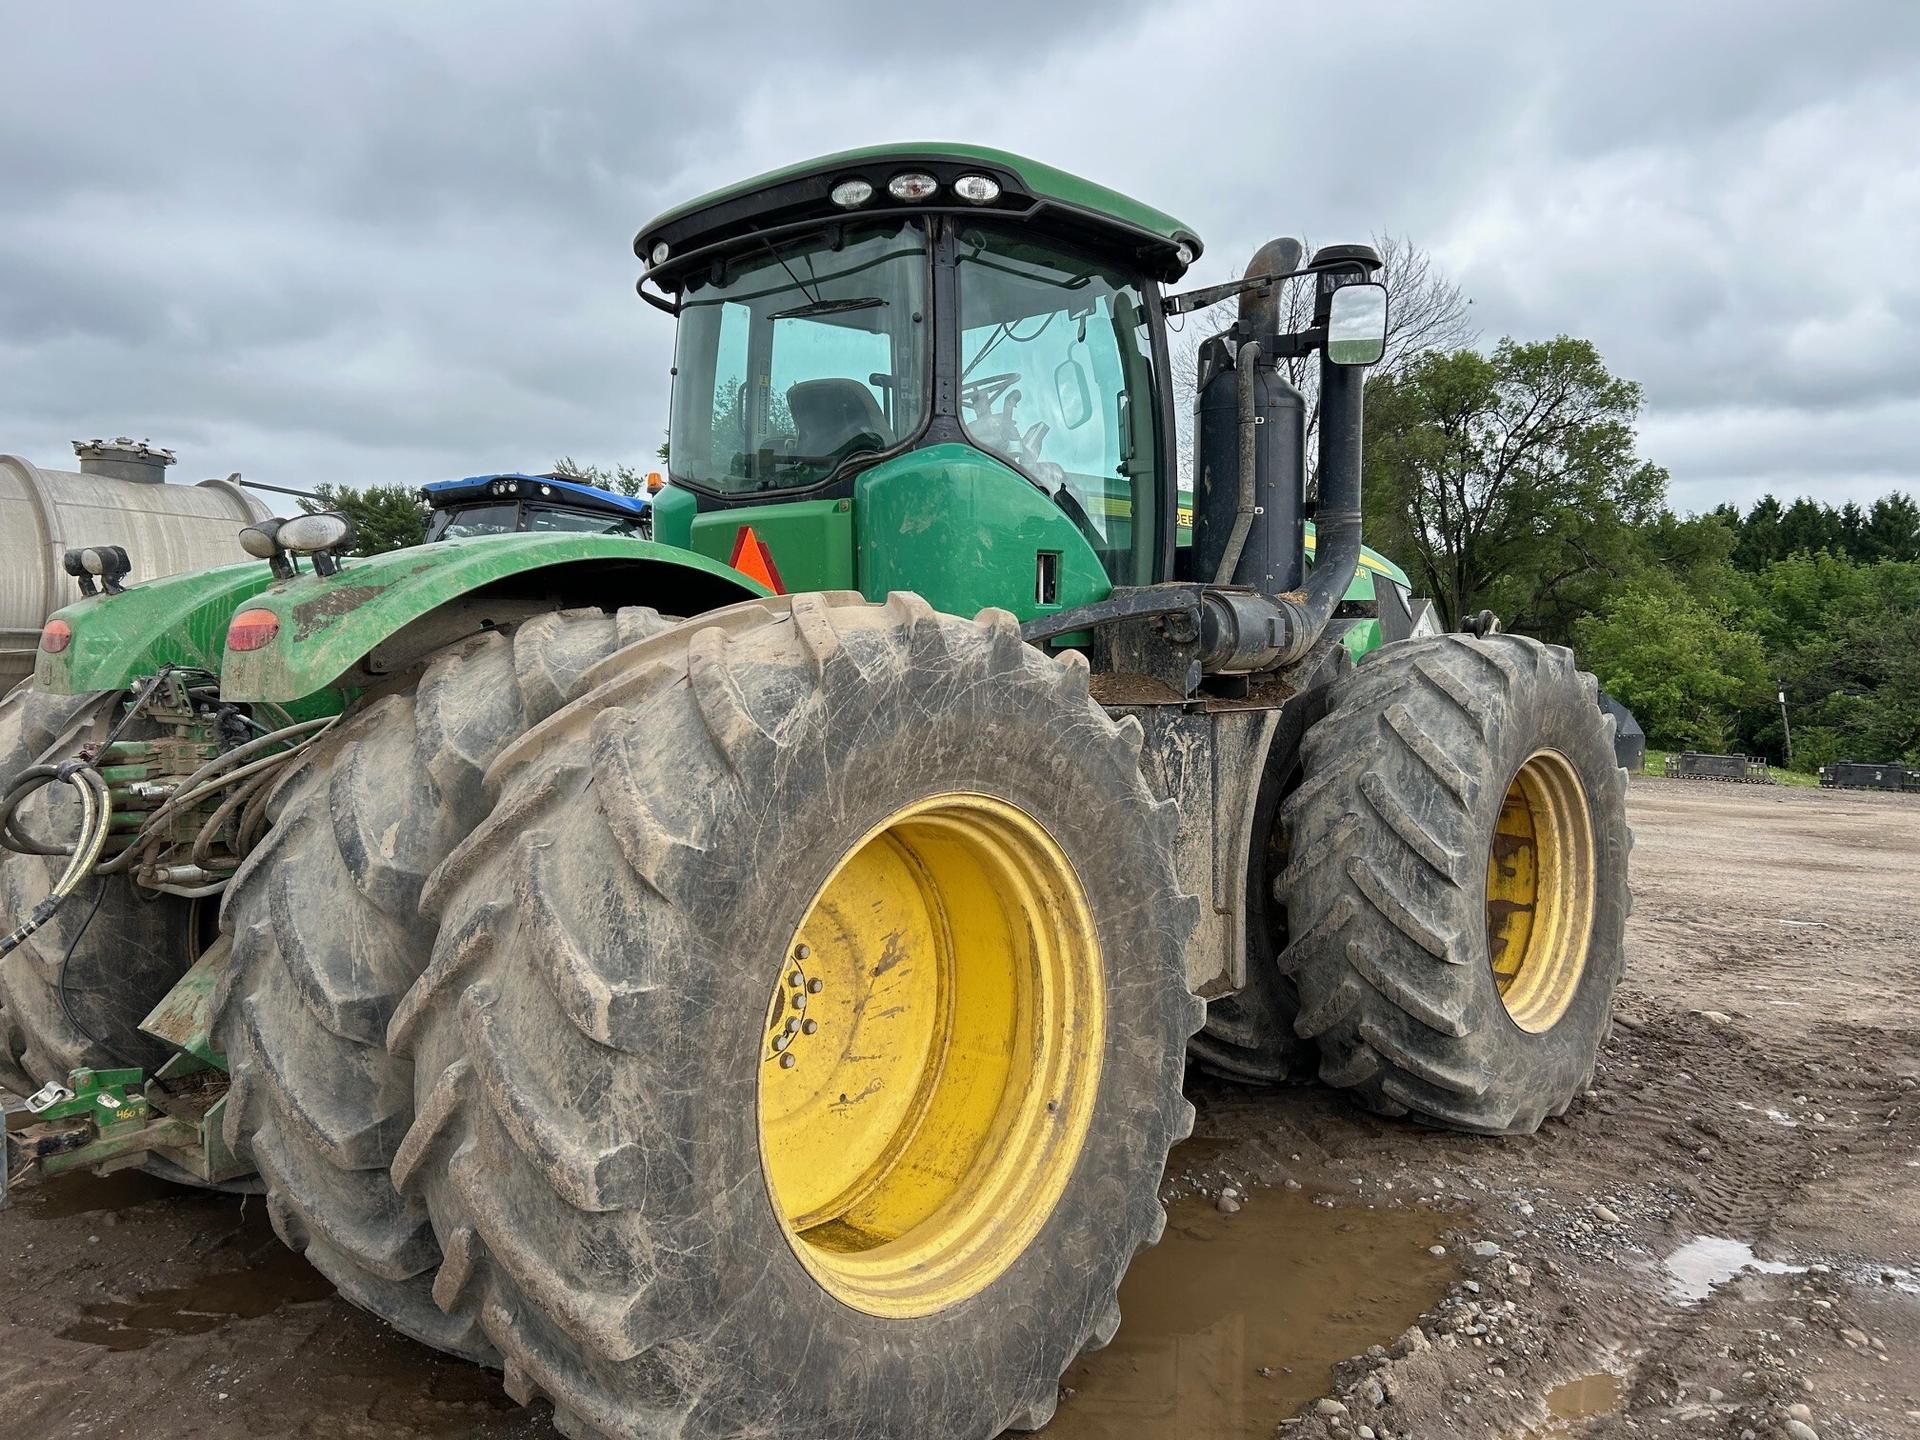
34,559,280,695
218,532,767,701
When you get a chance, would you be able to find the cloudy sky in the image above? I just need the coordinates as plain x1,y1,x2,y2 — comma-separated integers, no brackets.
4,2,1915,515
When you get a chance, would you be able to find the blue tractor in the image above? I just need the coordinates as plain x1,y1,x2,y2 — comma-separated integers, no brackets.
419,471,654,540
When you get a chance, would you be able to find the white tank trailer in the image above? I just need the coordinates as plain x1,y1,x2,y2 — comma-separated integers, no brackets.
0,439,272,690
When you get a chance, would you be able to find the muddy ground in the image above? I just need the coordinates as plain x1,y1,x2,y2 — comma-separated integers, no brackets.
1,776,1915,1439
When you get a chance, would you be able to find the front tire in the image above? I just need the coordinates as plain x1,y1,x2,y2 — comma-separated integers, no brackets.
390,593,1203,1440
214,606,677,1361
1278,633,1629,1134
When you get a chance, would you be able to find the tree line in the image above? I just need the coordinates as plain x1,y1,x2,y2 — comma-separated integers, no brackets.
1360,340,1919,771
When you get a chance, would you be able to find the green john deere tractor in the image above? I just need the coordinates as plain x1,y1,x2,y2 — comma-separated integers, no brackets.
2,144,1628,1439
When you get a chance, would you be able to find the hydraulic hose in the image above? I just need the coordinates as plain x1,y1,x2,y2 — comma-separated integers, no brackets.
99,715,335,876
0,762,112,959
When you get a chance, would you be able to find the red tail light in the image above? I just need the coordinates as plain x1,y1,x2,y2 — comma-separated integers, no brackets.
227,608,281,652
39,619,72,654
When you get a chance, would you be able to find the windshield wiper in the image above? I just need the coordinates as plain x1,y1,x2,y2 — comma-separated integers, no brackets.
771,296,887,320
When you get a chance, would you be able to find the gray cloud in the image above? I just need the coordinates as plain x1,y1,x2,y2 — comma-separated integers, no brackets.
2,1,1915,517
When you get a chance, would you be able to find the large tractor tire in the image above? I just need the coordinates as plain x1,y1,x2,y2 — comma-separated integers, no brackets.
389,592,1203,1440
214,606,676,1363
1279,633,1629,1134
0,682,207,1102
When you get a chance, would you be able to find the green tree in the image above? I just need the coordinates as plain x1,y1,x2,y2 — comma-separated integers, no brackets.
1733,494,1784,571
1573,577,1771,751
551,456,647,497
1863,493,1920,561
1363,336,1666,638
300,481,428,555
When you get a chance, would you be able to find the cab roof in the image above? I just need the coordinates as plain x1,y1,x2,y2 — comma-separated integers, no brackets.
420,473,650,518
636,143,1204,288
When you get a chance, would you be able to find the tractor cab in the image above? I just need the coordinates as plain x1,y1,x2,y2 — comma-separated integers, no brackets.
639,146,1200,611
638,144,1399,682
419,472,654,541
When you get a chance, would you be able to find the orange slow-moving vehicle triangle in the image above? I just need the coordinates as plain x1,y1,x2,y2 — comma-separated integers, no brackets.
728,526,785,594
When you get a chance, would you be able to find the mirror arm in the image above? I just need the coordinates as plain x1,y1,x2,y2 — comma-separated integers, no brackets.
636,276,680,316
1163,269,1298,317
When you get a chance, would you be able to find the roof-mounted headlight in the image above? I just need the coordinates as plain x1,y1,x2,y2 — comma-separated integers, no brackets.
952,174,1000,205
887,172,938,202
649,241,670,267
831,178,875,209
278,511,356,556
61,544,132,595
238,519,285,560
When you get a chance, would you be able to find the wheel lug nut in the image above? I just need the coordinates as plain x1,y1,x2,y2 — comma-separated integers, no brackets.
792,993,807,1011
780,1053,797,1069
787,971,803,988
785,1017,802,1034
807,978,824,994
773,1033,790,1052
802,1019,818,1035
794,944,811,960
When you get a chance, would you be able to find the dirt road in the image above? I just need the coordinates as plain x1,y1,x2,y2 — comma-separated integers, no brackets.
2,777,1915,1439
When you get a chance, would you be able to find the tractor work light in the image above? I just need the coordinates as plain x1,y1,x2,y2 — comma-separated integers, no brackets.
277,511,355,556
952,174,1000,204
887,172,938,202
650,241,670,267
238,519,285,559
227,608,280,652
830,178,875,209
39,618,72,654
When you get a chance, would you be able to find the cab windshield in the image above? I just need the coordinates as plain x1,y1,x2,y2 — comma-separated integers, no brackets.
670,220,930,494
425,503,640,541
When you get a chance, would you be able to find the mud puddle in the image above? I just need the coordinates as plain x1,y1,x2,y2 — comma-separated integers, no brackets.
1046,1183,1456,1439
1517,1371,1627,1435
21,1165,183,1218
58,1243,335,1350
1661,1236,1804,1302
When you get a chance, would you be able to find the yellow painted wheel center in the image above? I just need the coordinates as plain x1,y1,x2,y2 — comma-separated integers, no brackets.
757,793,1104,1317
1485,750,1597,1033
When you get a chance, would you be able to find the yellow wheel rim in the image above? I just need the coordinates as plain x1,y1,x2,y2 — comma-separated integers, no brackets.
1485,750,1596,1033
757,793,1104,1317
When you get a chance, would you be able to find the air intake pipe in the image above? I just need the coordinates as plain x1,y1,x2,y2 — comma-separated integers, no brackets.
1198,244,1381,674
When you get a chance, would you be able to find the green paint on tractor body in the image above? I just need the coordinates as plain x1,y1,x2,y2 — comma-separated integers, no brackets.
217,532,768,701
687,497,856,594
35,561,280,695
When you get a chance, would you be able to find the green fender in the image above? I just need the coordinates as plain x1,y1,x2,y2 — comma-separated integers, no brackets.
219,533,768,701
35,560,282,696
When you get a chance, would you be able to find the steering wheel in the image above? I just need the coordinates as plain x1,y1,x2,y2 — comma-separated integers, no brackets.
1018,421,1051,470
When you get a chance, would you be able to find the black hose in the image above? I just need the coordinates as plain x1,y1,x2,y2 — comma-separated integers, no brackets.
1295,351,1367,640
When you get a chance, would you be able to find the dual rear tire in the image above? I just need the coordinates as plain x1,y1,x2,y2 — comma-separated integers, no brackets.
1272,632,1629,1133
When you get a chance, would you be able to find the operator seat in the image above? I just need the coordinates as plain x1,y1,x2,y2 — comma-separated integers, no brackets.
787,379,889,462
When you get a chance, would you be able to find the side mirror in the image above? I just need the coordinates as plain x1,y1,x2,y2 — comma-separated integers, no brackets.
1053,357,1094,429
1325,282,1388,367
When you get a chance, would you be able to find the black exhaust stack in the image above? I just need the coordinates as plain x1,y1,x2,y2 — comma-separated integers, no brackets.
1192,240,1307,596
1190,242,1383,675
